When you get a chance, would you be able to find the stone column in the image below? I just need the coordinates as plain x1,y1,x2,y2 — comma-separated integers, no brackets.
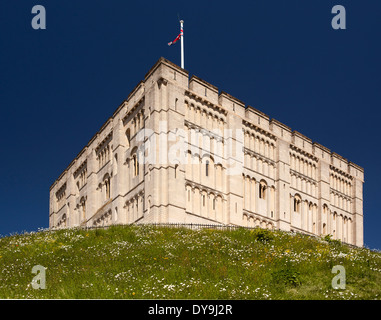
250,179,256,212
267,185,271,218
254,180,258,214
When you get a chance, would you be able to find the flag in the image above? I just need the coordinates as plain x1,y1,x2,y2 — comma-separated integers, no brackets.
168,33,181,46
168,25,183,46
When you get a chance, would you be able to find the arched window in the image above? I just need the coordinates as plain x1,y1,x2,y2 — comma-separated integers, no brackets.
80,197,86,220
125,128,131,148
206,160,209,177
133,155,139,176
103,175,111,200
113,153,118,175
105,179,110,199
259,181,267,200
294,194,301,213
61,214,67,227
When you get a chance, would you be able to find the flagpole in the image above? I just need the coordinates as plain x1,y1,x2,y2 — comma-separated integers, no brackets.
180,20,184,69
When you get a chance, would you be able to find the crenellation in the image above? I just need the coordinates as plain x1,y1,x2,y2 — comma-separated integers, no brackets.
49,57,364,246
245,106,270,131
269,118,292,141
219,91,245,116
292,131,313,154
144,57,188,88
312,142,331,161
189,75,219,105
349,162,364,182
95,131,113,154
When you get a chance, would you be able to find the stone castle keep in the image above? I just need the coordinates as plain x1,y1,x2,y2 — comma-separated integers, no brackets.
49,57,364,246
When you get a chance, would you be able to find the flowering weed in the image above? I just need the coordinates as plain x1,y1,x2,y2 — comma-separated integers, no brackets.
0,225,380,299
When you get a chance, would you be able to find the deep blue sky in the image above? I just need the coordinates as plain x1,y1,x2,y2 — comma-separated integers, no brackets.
0,1,380,249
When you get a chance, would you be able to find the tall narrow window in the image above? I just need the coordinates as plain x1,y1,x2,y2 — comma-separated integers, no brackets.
188,190,190,201
81,198,86,220
126,129,131,148
259,183,266,200
294,196,301,213
206,160,209,177
175,164,178,179
203,195,205,206
105,178,111,199
133,155,139,177
213,198,216,210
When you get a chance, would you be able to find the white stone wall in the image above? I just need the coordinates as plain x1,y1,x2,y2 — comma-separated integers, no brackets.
49,57,364,246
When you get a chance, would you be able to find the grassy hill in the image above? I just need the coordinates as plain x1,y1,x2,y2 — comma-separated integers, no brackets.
0,224,380,299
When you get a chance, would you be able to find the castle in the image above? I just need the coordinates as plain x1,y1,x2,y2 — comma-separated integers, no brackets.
49,57,364,246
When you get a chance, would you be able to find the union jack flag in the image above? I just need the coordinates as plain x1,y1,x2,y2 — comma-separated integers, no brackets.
168,26,183,46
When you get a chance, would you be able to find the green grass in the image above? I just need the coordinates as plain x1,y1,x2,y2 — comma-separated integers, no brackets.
0,225,380,299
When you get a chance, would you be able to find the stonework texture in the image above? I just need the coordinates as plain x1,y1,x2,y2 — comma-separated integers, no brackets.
49,57,364,246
